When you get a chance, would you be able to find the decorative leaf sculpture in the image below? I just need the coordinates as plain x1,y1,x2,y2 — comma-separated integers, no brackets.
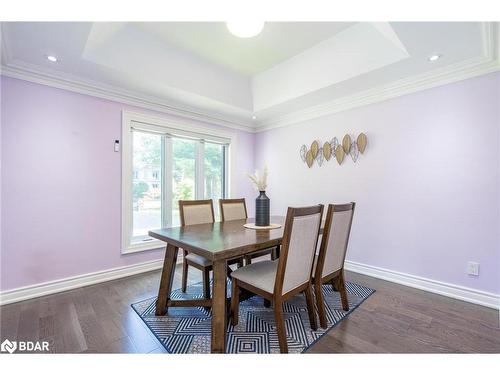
305,150,314,168
342,134,351,154
331,137,339,153
310,140,319,159
323,142,332,161
335,145,345,165
300,145,307,162
317,147,324,166
350,141,359,162
357,133,367,154
302,132,366,168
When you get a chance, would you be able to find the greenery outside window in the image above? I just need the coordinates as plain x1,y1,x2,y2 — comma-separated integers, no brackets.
122,111,231,253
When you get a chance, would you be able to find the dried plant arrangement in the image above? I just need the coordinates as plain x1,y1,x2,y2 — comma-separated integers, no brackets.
246,166,268,191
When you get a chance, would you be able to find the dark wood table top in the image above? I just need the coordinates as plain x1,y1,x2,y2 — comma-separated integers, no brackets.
149,216,286,261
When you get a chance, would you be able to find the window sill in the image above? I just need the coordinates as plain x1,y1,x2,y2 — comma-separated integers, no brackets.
122,240,165,254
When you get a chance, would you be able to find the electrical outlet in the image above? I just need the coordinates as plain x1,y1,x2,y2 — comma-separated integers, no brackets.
467,262,479,276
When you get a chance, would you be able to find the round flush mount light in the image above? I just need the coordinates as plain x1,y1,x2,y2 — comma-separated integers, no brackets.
226,21,264,38
252,115,257,120
46,55,58,62
428,54,441,62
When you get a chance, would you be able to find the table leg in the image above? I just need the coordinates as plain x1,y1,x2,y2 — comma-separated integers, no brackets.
211,259,227,353
155,243,179,316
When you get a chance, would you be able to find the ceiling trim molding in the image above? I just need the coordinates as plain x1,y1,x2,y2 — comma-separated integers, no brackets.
0,61,256,133
1,23,498,134
255,22,500,133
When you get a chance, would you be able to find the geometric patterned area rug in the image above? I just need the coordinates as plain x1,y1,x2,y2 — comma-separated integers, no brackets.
131,281,374,354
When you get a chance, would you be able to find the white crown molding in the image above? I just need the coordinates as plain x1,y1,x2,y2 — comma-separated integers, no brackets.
255,22,500,132
0,259,165,305
345,260,500,310
1,23,498,134
256,56,500,132
0,61,256,134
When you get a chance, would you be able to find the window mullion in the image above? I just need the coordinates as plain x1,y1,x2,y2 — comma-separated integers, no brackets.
196,140,205,200
223,145,229,198
163,135,173,228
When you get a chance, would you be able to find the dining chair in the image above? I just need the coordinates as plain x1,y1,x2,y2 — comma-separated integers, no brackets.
230,204,323,353
219,198,278,265
313,203,355,329
179,199,242,300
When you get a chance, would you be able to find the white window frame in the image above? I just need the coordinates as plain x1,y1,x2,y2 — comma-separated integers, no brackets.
121,111,235,254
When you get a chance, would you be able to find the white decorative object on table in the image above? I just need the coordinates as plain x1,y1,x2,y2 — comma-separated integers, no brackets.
243,223,282,230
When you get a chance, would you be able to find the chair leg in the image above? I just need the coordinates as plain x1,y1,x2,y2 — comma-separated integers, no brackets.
181,250,188,293
275,245,281,259
304,285,318,331
338,272,349,311
230,279,240,326
271,247,277,261
314,280,328,329
274,299,288,354
202,268,211,299
330,278,337,292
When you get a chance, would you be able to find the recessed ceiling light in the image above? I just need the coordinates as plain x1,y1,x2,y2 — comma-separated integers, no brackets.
226,21,264,38
252,115,257,120
428,54,441,62
46,55,58,62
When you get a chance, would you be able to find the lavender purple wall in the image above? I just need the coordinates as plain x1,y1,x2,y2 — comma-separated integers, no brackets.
0,76,255,291
255,72,500,294
1,72,499,295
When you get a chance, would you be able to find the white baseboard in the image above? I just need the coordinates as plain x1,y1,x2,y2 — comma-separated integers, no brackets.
0,259,165,306
1,257,498,311
345,260,500,310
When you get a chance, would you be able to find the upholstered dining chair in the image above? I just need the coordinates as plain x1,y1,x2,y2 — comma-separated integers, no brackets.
230,205,324,353
313,203,355,329
219,198,278,265
179,199,242,300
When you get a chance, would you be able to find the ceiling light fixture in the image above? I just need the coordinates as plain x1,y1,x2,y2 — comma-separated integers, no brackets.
226,21,264,38
46,55,58,62
252,115,257,120
428,54,441,62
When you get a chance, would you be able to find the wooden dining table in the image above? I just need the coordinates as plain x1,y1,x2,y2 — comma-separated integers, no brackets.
148,215,288,353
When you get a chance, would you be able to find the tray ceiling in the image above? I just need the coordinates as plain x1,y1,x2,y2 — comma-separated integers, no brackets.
1,22,498,131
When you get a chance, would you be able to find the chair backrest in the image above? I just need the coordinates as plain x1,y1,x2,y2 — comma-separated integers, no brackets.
275,205,323,296
179,199,215,226
315,203,355,279
219,198,247,221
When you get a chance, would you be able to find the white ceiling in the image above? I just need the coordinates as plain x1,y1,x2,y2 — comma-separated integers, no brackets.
135,22,355,75
1,22,498,131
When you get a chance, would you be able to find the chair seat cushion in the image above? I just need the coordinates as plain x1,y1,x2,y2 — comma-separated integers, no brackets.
230,260,277,294
185,253,212,267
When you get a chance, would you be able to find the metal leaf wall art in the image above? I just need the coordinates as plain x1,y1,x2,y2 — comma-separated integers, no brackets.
299,132,367,168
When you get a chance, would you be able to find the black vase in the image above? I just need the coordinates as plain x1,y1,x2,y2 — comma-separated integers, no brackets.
255,191,270,226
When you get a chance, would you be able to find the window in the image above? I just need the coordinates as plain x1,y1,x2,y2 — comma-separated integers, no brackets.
122,112,231,253
132,131,163,239
204,142,226,218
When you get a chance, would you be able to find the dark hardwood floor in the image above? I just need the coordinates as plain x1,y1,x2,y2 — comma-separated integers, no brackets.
1,263,499,353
